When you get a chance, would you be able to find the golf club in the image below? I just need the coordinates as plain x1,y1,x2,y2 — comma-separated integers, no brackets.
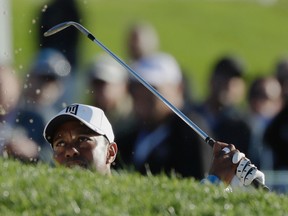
44,21,215,146
44,21,269,191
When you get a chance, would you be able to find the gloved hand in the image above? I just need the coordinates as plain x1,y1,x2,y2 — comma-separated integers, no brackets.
230,151,265,188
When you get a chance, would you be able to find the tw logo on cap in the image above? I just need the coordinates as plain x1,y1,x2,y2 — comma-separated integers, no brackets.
65,104,79,115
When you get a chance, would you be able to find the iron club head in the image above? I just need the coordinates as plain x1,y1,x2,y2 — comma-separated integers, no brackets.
44,21,91,38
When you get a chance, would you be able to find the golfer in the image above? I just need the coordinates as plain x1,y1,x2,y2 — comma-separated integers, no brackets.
43,103,265,189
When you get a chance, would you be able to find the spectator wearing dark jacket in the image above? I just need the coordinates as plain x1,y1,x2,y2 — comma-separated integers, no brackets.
116,53,212,179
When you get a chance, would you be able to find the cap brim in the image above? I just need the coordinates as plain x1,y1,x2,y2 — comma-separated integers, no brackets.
43,114,105,144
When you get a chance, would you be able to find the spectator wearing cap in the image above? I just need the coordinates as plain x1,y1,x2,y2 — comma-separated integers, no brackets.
85,53,135,138
43,103,118,174
21,48,72,123
115,52,212,180
11,48,73,163
195,55,251,154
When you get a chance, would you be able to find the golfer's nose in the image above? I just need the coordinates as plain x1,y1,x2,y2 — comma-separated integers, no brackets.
65,147,80,158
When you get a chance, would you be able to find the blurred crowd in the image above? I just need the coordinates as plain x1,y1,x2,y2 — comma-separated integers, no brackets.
1,0,288,183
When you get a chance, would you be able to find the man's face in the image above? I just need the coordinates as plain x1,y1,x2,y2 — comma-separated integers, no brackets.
90,79,127,111
52,120,110,174
211,75,245,106
129,82,183,124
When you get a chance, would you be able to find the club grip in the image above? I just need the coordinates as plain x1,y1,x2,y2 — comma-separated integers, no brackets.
205,137,216,147
252,178,270,191
208,138,270,191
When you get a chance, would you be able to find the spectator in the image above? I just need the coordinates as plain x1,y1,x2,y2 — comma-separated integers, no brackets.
85,53,135,138
263,58,288,170
275,57,288,103
37,0,82,103
246,75,282,169
126,21,159,64
125,21,195,111
17,48,73,163
0,65,22,155
0,65,50,163
195,55,251,154
264,104,288,170
116,53,213,180
22,48,72,122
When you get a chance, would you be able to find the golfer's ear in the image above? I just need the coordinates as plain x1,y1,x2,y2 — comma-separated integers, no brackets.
106,142,118,164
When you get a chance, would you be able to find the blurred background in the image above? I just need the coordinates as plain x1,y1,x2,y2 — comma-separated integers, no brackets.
3,0,288,100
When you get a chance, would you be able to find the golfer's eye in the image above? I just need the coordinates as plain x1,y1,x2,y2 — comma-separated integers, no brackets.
78,136,89,143
78,136,94,148
54,141,66,148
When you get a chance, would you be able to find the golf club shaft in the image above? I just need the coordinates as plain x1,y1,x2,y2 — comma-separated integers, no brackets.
44,21,215,146
44,22,269,191
92,35,215,146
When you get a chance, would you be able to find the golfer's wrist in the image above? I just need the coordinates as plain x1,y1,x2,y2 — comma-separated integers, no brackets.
201,175,221,185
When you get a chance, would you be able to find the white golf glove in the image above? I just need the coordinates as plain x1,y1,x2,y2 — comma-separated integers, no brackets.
230,151,265,188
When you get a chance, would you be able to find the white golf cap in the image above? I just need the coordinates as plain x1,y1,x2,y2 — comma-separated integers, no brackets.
43,103,114,144
131,52,182,86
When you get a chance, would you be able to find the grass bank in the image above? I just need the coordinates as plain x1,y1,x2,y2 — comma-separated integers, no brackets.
1,158,287,215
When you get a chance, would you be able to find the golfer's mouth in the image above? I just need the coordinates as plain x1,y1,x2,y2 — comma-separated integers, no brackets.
65,159,88,169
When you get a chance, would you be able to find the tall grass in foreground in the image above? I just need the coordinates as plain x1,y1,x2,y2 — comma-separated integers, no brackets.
0,158,287,215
